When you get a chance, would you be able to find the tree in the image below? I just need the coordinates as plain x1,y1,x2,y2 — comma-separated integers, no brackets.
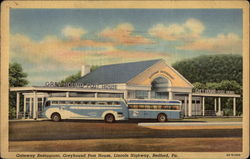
9,63,29,119
172,54,242,84
60,71,81,84
193,80,242,115
59,65,100,84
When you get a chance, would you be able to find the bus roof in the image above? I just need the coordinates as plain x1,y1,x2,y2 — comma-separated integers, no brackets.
127,99,181,104
46,97,124,101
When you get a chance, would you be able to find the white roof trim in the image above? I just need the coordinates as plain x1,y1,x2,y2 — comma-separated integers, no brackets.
10,86,124,93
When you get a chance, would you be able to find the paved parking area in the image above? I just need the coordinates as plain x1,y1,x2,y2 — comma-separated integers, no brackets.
9,120,242,152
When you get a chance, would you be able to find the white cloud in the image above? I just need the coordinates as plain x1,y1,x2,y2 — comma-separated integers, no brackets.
62,25,86,40
149,18,204,41
100,23,152,45
177,33,242,54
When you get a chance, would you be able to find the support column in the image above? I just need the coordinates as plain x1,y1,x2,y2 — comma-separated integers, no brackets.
94,93,98,98
169,91,173,100
184,96,187,117
214,98,217,113
33,91,37,119
233,97,236,116
148,91,151,99
16,92,20,119
202,97,205,116
66,92,69,97
188,93,192,117
124,91,128,99
29,98,32,118
23,97,26,118
218,97,221,116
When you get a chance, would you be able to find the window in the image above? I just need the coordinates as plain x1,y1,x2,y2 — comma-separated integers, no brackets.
59,101,66,104
135,90,148,99
97,102,107,105
52,101,58,104
138,105,145,109
65,101,74,104
145,105,150,109
113,101,120,105
45,101,51,107
75,101,81,104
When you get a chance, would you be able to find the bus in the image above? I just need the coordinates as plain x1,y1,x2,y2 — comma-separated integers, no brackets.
43,97,128,123
127,99,183,122
43,97,183,122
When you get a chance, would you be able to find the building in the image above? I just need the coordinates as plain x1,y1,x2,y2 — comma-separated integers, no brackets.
10,59,241,119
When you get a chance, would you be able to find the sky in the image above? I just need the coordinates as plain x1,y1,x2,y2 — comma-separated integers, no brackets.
10,9,243,86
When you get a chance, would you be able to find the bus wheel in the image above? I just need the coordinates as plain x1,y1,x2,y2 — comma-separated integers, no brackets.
157,113,167,122
105,114,115,123
51,113,61,122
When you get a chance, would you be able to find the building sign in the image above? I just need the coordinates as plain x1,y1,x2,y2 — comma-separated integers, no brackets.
45,82,117,90
193,89,235,95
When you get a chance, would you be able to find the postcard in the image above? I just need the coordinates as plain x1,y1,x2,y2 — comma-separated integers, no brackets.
0,0,249,158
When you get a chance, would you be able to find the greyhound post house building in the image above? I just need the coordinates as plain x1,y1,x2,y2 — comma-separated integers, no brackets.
11,59,241,119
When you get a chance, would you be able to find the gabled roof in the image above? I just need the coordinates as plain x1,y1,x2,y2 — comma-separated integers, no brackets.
76,59,161,84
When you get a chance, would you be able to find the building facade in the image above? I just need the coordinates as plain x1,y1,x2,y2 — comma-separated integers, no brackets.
11,59,240,119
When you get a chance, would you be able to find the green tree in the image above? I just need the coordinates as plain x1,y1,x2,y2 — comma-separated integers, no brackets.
193,80,242,115
60,71,81,84
172,54,242,84
60,65,100,84
9,63,29,119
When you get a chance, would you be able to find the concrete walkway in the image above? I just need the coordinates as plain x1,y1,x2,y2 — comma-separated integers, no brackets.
138,121,242,126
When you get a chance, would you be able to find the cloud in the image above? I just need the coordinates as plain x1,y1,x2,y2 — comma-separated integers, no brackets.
177,33,242,54
149,18,204,41
61,26,86,40
100,23,152,45
10,33,166,69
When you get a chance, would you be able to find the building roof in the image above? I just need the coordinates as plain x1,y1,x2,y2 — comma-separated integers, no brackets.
76,59,161,84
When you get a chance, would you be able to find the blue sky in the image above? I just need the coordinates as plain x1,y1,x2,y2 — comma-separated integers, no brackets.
10,9,243,85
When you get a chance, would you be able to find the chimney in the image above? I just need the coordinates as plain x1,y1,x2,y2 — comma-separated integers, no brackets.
81,65,91,77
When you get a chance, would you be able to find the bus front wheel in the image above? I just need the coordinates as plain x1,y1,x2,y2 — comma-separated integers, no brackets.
157,113,167,122
105,114,115,123
51,113,61,122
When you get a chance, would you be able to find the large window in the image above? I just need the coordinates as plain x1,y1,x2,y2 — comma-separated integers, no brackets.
128,104,180,110
135,90,148,99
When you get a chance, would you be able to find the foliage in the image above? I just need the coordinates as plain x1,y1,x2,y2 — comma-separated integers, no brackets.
193,80,242,115
60,71,81,84
9,63,29,119
60,65,100,84
172,54,242,84
9,63,29,87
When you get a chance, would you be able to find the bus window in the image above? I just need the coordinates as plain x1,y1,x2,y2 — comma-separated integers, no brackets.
134,105,139,109
113,101,120,105
162,105,168,109
145,105,150,109
157,105,162,109
138,105,145,109
97,102,107,105
52,101,58,104
107,102,112,105
65,101,73,104
45,101,51,107
91,101,96,105
59,101,66,104
75,101,81,104
80,101,88,105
